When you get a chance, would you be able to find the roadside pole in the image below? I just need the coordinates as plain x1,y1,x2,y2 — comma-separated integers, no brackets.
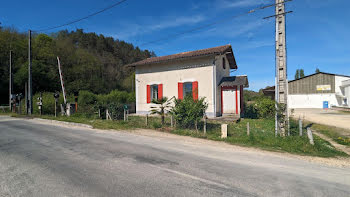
28,30,33,115
9,50,13,111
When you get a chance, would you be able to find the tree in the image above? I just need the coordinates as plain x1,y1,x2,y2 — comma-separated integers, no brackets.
315,68,320,73
295,69,305,80
150,97,172,125
294,69,300,80
299,69,305,78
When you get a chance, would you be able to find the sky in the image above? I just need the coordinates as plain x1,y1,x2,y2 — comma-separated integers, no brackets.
1,0,349,91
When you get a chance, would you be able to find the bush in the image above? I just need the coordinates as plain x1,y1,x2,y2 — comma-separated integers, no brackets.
255,97,275,118
244,97,275,119
78,90,97,113
171,96,208,129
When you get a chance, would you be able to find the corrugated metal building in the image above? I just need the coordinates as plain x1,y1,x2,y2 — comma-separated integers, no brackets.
263,72,350,109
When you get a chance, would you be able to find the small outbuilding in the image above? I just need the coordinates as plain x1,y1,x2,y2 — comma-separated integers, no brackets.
127,45,249,118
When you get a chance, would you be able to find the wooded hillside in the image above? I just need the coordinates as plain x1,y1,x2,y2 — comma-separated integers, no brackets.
0,27,155,104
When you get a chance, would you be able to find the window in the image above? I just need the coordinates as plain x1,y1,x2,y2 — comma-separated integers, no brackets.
222,57,226,69
151,85,158,101
183,82,193,98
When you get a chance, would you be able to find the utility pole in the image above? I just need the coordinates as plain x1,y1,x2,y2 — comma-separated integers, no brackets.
9,50,13,111
275,0,289,137
28,30,33,115
264,0,292,137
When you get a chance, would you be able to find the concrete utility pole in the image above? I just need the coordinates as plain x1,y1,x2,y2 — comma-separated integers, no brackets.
274,0,288,136
264,0,292,136
28,30,33,115
9,50,13,110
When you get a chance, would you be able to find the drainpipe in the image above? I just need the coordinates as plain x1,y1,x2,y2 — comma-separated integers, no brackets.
213,58,217,117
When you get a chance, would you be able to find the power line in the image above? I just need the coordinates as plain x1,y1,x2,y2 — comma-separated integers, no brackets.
33,0,128,32
139,0,292,47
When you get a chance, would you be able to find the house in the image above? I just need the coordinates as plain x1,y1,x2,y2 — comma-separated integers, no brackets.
127,45,249,118
262,72,350,109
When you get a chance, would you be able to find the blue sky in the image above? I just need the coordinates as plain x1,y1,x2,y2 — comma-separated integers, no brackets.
1,0,349,91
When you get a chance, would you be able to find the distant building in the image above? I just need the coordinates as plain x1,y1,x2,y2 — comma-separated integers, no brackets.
127,45,249,118
262,72,350,109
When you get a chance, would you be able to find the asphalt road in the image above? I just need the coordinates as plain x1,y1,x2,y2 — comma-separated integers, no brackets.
0,116,349,197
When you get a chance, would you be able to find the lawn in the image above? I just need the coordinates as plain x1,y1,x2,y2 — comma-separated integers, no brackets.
3,112,347,158
309,122,350,147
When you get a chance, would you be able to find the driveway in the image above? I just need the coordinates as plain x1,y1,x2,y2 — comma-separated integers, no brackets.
291,108,350,133
0,116,350,197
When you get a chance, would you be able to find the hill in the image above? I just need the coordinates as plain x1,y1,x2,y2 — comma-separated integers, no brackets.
0,28,155,104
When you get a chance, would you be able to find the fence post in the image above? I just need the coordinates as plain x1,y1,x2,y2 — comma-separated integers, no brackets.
307,128,314,145
127,110,129,121
106,109,112,120
221,124,228,139
203,115,207,134
299,119,303,136
247,122,250,136
171,115,174,127
124,109,126,121
146,114,148,126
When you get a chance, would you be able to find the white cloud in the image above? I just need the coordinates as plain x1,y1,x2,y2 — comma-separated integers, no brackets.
217,0,271,9
114,15,206,40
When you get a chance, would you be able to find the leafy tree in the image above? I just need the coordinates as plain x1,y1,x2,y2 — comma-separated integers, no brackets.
315,68,320,73
294,69,300,80
294,69,305,79
150,97,172,125
299,69,305,78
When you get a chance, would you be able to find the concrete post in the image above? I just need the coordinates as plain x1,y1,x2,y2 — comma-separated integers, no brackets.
221,124,228,139
247,122,250,136
299,119,303,136
307,128,314,145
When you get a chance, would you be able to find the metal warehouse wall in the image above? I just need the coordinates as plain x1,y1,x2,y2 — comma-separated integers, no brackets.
288,73,335,95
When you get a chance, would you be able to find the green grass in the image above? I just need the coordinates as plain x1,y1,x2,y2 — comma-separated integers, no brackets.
309,122,350,147
1,112,347,158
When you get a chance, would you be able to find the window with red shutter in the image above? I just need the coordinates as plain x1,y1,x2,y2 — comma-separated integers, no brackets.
178,83,183,100
158,84,163,100
192,81,198,100
146,85,151,103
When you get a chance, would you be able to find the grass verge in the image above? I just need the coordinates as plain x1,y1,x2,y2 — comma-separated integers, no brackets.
308,122,350,147
2,112,347,158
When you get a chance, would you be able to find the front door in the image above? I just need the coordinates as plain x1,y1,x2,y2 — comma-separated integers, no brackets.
222,89,236,114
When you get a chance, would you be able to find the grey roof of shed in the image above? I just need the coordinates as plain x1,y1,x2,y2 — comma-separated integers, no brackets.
219,76,249,88
127,45,237,69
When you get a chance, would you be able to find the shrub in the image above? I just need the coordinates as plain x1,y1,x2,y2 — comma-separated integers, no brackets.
255,97,275,118
78,90,97,113
171,96,208,130
150,97,172,125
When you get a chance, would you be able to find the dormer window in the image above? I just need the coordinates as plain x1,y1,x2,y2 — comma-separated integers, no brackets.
222,57,226,69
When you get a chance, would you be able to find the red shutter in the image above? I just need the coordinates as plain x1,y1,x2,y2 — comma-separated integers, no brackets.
178,82,183,100
147,85,151,103
158,84,163,100
192,81,198,100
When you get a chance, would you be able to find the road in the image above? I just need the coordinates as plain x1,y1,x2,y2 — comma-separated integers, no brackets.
291,108,350,134
0,116,349,197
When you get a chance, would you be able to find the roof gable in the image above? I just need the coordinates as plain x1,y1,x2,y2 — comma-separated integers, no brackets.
127,44,237,69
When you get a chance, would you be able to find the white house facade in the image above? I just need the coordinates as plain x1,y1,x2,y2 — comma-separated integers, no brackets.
127,45,249,118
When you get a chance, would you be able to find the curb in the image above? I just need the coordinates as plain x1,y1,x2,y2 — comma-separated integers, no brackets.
33,118,93,129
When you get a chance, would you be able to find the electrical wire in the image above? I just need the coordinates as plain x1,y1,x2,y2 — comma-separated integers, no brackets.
33,0,128,32
139,0,292,47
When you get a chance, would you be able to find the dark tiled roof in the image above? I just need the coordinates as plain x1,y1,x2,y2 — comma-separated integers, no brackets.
127,44,237,69
219,76,249,88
